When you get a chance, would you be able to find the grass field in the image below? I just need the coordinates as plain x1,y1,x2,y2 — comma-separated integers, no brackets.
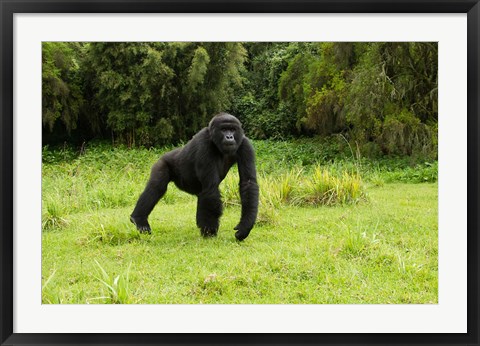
42,141,438,304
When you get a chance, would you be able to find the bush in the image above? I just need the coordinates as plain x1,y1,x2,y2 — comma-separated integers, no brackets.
380,110,437,158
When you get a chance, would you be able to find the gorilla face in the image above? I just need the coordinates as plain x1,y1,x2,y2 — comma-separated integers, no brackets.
209,113,244,155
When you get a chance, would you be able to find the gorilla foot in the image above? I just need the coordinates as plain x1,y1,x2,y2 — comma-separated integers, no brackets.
130,215,151,234
200,227,218,238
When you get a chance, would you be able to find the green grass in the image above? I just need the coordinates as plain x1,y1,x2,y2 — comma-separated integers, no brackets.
42,142,438,304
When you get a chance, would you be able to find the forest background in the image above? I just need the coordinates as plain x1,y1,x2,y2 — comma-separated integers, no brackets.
42,42,437,159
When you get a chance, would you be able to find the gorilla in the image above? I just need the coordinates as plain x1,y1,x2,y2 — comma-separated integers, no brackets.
130,113,259,241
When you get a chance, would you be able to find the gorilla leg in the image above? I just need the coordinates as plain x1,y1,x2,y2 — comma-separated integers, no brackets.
196,188,223,237
130,159,170,233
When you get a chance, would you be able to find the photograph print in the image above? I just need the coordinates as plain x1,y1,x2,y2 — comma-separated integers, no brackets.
42,42,438,304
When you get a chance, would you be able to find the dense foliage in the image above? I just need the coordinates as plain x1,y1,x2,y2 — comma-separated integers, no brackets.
42,42,437,158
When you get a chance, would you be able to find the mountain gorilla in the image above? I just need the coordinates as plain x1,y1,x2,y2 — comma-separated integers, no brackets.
130,113,259,241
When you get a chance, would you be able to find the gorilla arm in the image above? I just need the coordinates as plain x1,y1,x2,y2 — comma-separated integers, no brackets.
234,138,259,241
194,146,224,237
196,177,223,237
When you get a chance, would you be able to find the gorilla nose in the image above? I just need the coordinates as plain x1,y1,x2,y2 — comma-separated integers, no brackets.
225,134,234,141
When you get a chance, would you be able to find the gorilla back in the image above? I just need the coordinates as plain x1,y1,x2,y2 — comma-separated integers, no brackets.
130,113,259,241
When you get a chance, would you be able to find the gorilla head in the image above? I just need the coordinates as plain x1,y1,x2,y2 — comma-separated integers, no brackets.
209,113,245,155
130,113,259,241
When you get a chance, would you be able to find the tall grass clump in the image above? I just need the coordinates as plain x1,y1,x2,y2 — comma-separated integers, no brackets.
277,167,303,204
221,165,366,217
257,175,280,225
220,172,241,207
42,200,68,231
298,165,365,206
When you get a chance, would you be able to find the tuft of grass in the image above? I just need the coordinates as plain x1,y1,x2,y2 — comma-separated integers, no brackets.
368,171,385,187
341,228,374,258
86,221,141,246
42,200,68,231
285,165,367,206
92,260,132,304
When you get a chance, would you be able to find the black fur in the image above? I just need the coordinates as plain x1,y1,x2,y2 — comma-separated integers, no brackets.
130,113,259,241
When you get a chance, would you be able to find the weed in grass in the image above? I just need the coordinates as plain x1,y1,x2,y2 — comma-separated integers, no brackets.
341,229,370,258
92,260,132,304
42,269,63,303
42,201,68,231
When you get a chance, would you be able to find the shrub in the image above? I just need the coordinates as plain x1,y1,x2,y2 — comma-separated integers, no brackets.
380,110,437,158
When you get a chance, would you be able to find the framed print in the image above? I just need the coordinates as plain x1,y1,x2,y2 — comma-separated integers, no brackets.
1,0,479,345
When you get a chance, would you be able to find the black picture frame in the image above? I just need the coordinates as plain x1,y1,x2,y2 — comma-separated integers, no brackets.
1,1,479,345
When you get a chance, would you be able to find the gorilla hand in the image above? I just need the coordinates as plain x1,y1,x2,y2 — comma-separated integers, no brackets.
130,215,151,234
234,224,251,241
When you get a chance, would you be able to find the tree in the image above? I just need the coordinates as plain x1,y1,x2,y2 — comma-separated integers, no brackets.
344,43,437,157
41,41,438,158
82,42,175,146
82,42,247,146
42,42,84,134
